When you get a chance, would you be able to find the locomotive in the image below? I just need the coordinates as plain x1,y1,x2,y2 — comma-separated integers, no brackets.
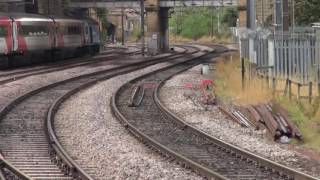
0,13,101,68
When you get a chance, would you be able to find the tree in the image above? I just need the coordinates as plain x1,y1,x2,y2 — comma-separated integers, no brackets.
169,7,234,40
222,8,238,27
96,8,109,41
295,0,320,25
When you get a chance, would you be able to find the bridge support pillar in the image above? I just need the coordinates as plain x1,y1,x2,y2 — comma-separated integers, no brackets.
145,4,169,55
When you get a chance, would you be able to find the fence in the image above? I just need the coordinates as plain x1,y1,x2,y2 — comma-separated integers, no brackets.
235,28,320,100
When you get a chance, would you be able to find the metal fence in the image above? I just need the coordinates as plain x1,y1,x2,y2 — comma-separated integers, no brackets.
237,28,320,85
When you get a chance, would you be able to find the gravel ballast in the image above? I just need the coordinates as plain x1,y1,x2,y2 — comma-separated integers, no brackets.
0,50,167,111
54,62,204,179
159,65,320,178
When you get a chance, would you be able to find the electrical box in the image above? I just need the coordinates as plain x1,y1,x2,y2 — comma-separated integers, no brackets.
147,33,160,55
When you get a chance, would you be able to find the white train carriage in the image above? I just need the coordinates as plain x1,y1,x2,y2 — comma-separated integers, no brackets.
0,13,101,68
0,13,55,65
53,16,100,58
0,13,55,56
52,17,85,58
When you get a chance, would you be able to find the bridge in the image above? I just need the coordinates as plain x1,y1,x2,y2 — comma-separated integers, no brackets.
69,0,239,54
1,0,240,54
69,0,239,9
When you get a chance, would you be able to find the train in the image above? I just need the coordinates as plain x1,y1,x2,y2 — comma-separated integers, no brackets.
0,13,101,68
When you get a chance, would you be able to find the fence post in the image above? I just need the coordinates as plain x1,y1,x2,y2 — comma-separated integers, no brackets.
241,58,245,91
309,81,313,103
284,78,289,96
288,80,292,99
318,66,320,96
318,83,320,97
297,83,301,99
272,77,276,95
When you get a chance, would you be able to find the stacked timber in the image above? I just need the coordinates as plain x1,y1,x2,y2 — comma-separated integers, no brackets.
245,103,303,142
219,105,253,128
271,102,303,140
255,104,282,139
219,102,303,142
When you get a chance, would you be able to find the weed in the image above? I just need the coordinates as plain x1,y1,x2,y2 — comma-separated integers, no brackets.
213,54,320,152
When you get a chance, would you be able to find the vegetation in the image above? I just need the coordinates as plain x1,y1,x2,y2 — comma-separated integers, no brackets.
127,21,142,42
214,54,272,105
96,8,109,41
295,0,320,25
276,96,320,151
169,7,237,41
213,55,320,152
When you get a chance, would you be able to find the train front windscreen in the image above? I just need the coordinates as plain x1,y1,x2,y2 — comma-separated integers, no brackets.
0,26,7,37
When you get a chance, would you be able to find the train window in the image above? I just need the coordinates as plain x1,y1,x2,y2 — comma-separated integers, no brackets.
66,26,81,35
0,26,7,37
21,25,49,37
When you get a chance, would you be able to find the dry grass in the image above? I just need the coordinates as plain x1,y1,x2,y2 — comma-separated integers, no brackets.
213,54,320,152
126,35,140,43
274,79,319,98
214,55,272,105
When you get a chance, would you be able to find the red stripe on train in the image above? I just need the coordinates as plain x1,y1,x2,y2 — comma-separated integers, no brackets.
16,21,27,53
0,16,12,53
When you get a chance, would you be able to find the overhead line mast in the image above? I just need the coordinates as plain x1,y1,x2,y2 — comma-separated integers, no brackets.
140,0,145,56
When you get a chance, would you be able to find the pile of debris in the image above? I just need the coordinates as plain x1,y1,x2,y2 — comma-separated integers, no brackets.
220,102,303,143
183,79,217,110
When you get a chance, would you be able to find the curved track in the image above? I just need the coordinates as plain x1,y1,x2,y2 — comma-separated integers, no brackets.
0,46,199,179
111,46,317,180
0,47,141,85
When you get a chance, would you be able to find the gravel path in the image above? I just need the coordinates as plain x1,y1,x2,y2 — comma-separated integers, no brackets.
54,61,204,179
159,65,320,178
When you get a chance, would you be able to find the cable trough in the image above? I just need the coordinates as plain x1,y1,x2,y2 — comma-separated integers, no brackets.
0,46,198,179
111,46,318,180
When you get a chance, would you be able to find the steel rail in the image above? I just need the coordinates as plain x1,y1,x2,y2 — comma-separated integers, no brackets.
0,157,31,180
0,48,188,120
153,69,318,180
111,47,223,179
0,45,195,179
45,45,199,179
111,45,318,180
0,46,131,77
0,49,142,85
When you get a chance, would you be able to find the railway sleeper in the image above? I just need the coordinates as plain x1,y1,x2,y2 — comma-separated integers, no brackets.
112,47,318,180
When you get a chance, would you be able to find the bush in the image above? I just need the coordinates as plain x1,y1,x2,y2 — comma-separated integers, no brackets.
169,7,237,40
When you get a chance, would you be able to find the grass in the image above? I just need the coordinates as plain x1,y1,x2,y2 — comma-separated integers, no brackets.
213,54,272,105
213,54,320,152
278,96,320,150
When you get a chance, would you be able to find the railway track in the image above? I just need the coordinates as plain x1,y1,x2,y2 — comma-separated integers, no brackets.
0,45,200,179
111,46,318,180
0,46,129,76
0,47,141,85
